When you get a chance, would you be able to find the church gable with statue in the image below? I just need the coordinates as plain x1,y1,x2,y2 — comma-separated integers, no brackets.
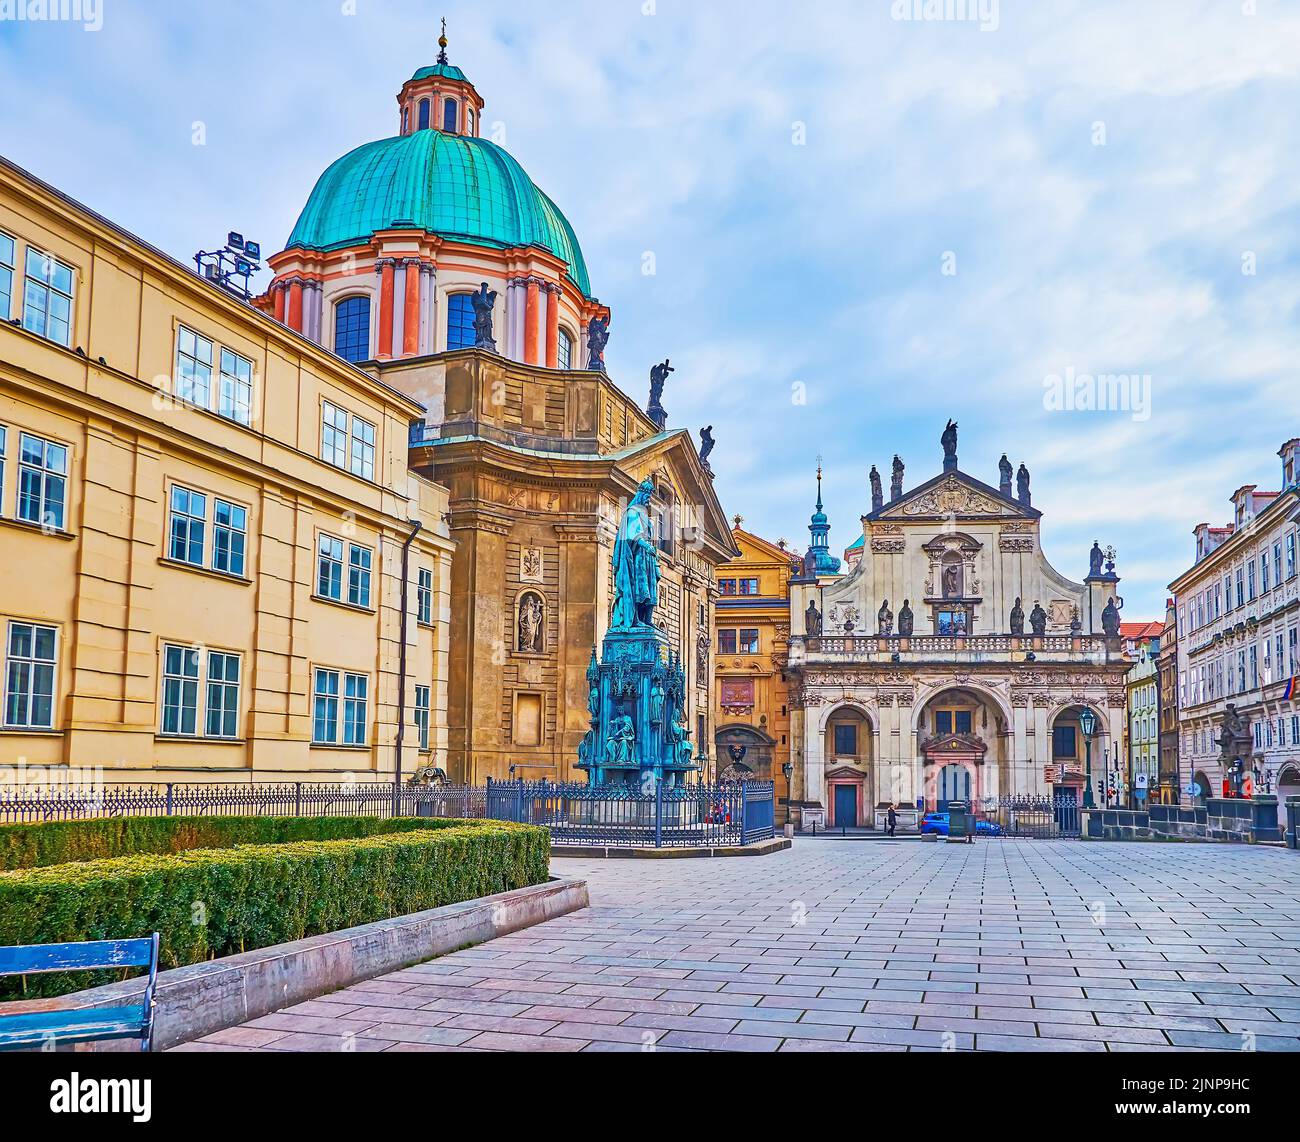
786,424,1130,828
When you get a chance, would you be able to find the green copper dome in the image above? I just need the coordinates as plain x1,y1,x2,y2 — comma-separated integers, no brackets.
286,129,593,298
409,62,467,82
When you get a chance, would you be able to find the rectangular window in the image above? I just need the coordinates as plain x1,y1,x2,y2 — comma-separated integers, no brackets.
936,710,953,735
416,567,433,625
312,668,339,744
204,651,240,739
348,544,372,608
1289,534,1297,580
1290,628,1298,676
1275,543,1284,586
161,643,201,736
175,326,214,408
1250,644,1258,689
349,416,376,480
718,579,737,595
4,622,57,729
22,248,73,346
833,723,857,756
738,578,760,596
414,684,431,752
1223,575,1232,612
168,485,207,566
1248,561,1256,601
718,629,737,655
1052,724,1077,758
218,347,254,426
1262,554,1270,594
1236,567,1244,607
317,535,344,600
212,499,246,577
739,628,759,654
0,424,6,516
0,231,14,321
18,432,68,531
343,672,368,745
937,609,968,636
321,401,349,468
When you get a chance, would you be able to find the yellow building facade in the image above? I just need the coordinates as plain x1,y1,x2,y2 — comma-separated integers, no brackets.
0,156,454,785
712,520,798,811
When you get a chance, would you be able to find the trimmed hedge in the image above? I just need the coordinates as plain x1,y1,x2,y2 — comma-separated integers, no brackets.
0,814,469,871
0,818,549,999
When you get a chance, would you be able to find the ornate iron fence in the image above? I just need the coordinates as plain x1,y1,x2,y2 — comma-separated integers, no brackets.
977,795,1081,839
0,779,775,848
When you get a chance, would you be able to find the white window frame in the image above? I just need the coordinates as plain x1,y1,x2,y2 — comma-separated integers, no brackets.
167,485,208,567
160,643,201,736
212,498,248,577
321,401,349,468
159,643,241,740
416,567,433,625
348,543,372,608
218,346,254,426
317,534,344,600
204,650,242,739
414,683,431,752
349,416,376,480
312,667,368,746
3,621,58,730
0,230,14,322
175,325,214,408
0,424,6,516
17,431,69,531
22,247,74,346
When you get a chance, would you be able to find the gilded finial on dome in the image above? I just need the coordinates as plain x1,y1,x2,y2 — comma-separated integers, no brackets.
437,16,449,64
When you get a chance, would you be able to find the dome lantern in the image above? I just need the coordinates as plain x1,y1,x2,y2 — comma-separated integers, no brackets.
398,20,484,137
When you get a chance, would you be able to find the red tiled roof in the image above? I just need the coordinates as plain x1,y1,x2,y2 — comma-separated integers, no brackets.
1120,621,1163,639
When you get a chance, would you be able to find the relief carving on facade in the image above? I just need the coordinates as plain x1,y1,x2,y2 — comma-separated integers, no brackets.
520,546,544,583
894,476,1013,519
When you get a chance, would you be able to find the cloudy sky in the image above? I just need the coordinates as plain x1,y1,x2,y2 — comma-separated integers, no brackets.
3,0,1298,616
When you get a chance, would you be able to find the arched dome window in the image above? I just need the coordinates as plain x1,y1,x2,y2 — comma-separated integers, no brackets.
334,296,371,363
446,292,475,350
466,106,475,136
443,97,458,133
557,327,573,371
418,99,431,131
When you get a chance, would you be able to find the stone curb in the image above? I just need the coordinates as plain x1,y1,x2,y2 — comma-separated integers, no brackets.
553,837,791,859
2,875,588,1052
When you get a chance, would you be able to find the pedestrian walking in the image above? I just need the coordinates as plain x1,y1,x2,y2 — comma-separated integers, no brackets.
886,802,897,838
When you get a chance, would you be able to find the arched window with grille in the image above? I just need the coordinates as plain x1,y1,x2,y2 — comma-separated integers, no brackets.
443,98,458,133
333,296,371,364
557,328,573,370
446,293,475,350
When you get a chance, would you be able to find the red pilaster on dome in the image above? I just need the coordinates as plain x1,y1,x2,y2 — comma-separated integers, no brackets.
524,278,540,365
545,284,560,369
377,261,395,360
403,260,421,357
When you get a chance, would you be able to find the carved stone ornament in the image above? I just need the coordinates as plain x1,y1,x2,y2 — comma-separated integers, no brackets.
520,546,544,583
893,475,1016,520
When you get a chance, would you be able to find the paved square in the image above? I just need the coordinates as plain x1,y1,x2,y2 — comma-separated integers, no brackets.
182,839,1300,1052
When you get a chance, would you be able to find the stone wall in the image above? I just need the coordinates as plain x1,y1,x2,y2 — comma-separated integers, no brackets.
1082,796,1283,843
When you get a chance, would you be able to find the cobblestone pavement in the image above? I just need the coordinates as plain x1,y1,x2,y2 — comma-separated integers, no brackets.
181,839,1300,1052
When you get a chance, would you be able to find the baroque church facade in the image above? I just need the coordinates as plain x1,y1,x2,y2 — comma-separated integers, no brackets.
786,426,1131,828
259,34,735,784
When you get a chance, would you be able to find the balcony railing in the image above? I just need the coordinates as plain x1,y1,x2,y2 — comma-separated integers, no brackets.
798,632,1107,658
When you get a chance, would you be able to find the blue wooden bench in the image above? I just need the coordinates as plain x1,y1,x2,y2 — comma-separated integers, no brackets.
0,934,160,1052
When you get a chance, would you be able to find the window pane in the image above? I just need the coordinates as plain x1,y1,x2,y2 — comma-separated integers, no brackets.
446,294,475,350
334,296,371,364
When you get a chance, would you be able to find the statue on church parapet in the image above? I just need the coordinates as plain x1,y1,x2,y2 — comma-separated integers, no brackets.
891,455,905,503
1029,600,1047,637
610,480,660,629
1101,595,1123,638
999,454,1013,498
1088,540,1104,578
878,599,893,636
647,359,673,429
869,465,883,513
805,599,823,637
699,425,715,475
470,282,498,352
1009,596,1025,636
941,419,958,471
586,315,610,372
1016,462,1032,507
898,599,914,637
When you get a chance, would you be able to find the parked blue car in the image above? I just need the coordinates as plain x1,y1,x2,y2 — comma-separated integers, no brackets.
919,811,1002,836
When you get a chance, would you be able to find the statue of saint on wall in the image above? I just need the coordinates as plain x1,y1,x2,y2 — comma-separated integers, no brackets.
1009,596,1025,636
869,465,883,513
696,625,709,676
611,480,660,629
878,599,893,636
1219,703,1250,759
647,359,673,428
999,454,1013,498
943,562,962,599
1089,541,1104,577
517,592,544,653
805,599,823,637
898,600,913,637
1101,595,1122,638
1017,462,1032,506
604,714,635,764
586,315,610,372
1029,601,1047,637
890,455,905,502
470,282,498,352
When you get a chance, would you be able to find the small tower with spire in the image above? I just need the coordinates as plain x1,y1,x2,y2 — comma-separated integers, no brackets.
397,18,486,137
799,461,842,579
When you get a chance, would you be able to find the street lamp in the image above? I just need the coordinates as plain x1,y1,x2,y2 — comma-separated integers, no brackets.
782,762,794,826
1079,707,1097,810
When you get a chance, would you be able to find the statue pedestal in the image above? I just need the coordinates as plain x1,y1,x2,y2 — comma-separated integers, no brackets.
577,625,700,787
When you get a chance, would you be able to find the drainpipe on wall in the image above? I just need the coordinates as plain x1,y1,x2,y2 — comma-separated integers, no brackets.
393,518,424,815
